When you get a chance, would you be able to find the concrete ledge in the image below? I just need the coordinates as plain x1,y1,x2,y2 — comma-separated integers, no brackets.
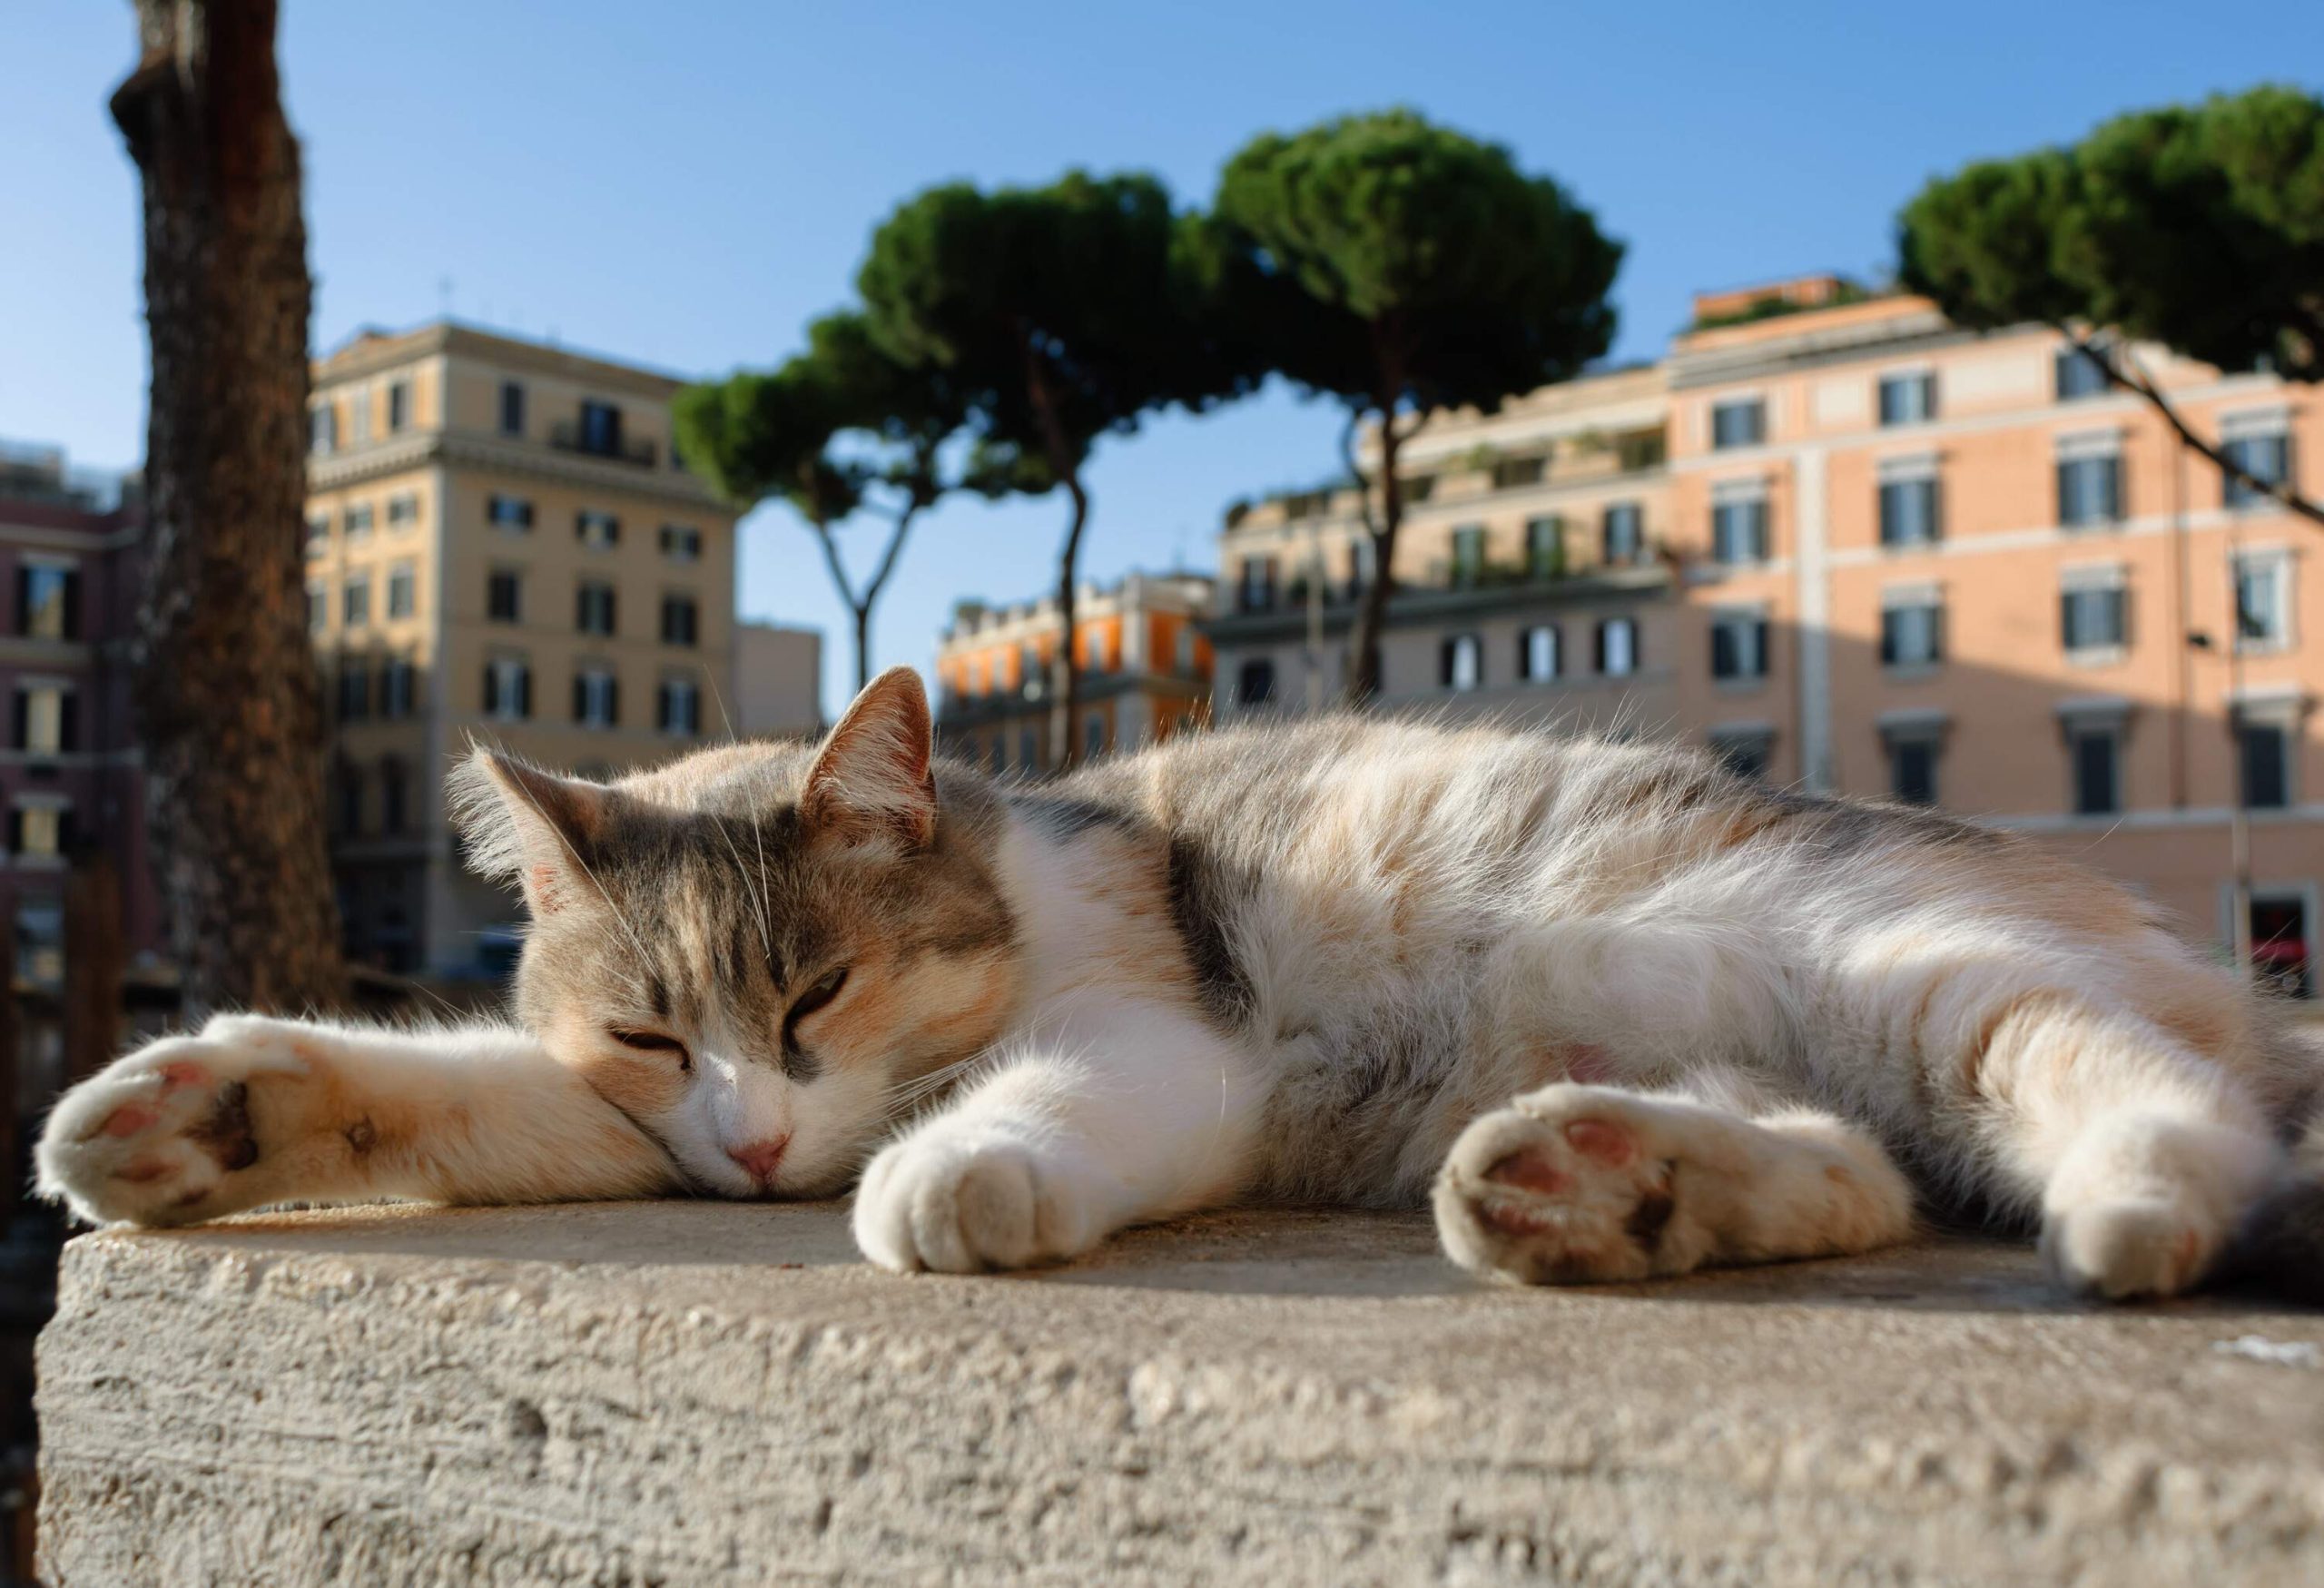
34,1204,2324,1585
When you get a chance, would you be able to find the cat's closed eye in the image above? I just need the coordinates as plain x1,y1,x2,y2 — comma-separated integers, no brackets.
788,968,850,1024
610,1029,692,1072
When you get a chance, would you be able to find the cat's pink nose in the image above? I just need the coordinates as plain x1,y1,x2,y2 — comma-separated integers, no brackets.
727,1137,790,1185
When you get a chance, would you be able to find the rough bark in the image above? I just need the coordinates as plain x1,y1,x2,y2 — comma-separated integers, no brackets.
1020,343,1089,773
113,0,346,1018
1345,403,1405,706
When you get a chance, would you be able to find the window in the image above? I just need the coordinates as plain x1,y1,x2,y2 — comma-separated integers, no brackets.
380,657,416,718
2223,429,2291,512
1085,713,1106,759
1710,399,1765,450
1019,726,1038,769
2056,453,2122,527
487,569,522,624
1237,556,1276,613
1236,657,1275,705
2054,346,2110,400
343,574,371,627
350,388,372,444
1519,624,1560,683
1596,616,1639,677
2069,725,2122,815
386,563,416,620
661,594,700,647
308,583,327,632
577,581,617,637
15,899,62,988
1451,526,1486,586
310,404,337,456
1402,473,1436,504
660,525,703,562
1890,737,1940,805
488,494,535,531
338,658,370,722
345,502,375,537
387,492,419,529
2250,895,2312,1000
387,381,411,433
1881,594,1944,669
12,803,67,863
1709,728,1773,781
335,763,364,836
307,513,331,548
576,509,620,550
15,685,74,755
1492,455,1544,490
484,656,531,721
380,761,409,835
2061,580,2128,655
1709,607,1768,682
17,563,78,640
657,676,702,735
1601,503,1644,567
499,380,526,437
1877,372,1936,427
1878,474,1941,547
1441,632,1482,691
579,400,625,457
1711,495,1768,565
2236,554,2291,650
1526,517,1564,579
574,667,619,728
2238,715,2291,810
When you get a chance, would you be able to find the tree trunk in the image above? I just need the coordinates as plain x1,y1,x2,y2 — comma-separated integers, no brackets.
113,0,346,1018
1345,400,1404,705
1049,475,1091,771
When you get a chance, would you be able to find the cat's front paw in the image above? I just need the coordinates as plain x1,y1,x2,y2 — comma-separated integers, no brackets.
852,1126,1102,1274
35,1016,322,1226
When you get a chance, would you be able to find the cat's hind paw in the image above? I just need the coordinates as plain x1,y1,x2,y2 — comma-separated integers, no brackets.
1434,1085,1712,1286
35,1018,319,1227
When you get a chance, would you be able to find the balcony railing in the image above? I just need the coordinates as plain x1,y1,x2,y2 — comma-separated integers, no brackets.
548,421,658,469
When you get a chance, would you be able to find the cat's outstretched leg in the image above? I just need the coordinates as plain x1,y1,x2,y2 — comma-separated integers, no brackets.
37,1013,681,1226
1955,996,2284,1300
1433,1082,1915,1286
852,994,1264,1273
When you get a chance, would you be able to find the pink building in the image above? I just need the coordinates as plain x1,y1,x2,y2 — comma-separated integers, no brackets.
0,442,163,989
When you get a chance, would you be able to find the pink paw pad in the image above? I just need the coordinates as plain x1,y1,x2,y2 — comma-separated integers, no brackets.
1563,1119,1635,1168
98,1105,157,1139
159,1060,210,1090
1484,1148,1572,1197
117,1159,171,1184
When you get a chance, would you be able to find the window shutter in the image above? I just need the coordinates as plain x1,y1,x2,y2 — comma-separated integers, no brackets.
517,666,532,719
2055,461,2073,525
482,664,496,714
1593,624,1608,673
1439,637,1455,687
1926,478,1943,543
573,675,587,723
2102,459,2122,521
7,811,18,853
61,572,80,640
607,676,620,726
10,691,24,751
1755,620,1770,675
1931,605,1945,664
1879,610,1899,666
2058,592,2075,648
14,567,26,633
1711,623,1735,679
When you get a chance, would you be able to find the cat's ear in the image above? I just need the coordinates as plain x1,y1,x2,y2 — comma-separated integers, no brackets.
803,666,937,849
449,750,611,917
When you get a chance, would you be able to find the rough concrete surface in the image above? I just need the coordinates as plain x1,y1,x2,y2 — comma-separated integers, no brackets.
33,1202,2324,1586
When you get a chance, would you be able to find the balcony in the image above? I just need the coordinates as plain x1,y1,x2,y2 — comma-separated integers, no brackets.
1206,556,1672,645
548,420,658,469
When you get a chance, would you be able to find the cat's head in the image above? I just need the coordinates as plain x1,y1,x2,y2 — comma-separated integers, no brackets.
450,667,1020,1198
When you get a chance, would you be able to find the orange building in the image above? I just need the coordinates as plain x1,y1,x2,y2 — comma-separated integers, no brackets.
934,573,1215,771
1208,280,2322,991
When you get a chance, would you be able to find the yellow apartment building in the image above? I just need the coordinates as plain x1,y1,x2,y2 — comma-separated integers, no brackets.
306,321,741,976
934,573,1215,771
1206,280,2322,991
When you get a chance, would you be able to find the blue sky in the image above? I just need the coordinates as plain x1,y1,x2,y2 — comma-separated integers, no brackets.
7,2,2320,717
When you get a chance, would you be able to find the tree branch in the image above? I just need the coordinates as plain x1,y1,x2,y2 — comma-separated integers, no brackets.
2060,329,2324,530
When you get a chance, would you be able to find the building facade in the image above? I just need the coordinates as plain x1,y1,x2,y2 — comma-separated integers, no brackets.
1206,281,2323,987
306,322,740,975
0,442,162,989
733,621,824,741
934,573,1215,771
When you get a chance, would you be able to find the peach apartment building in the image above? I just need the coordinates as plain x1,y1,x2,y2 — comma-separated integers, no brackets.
1206,280,2322,990
305,321,741,976
934,573,1215,771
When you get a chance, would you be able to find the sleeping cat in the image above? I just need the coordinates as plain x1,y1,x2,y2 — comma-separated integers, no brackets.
36,666,2324,1299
